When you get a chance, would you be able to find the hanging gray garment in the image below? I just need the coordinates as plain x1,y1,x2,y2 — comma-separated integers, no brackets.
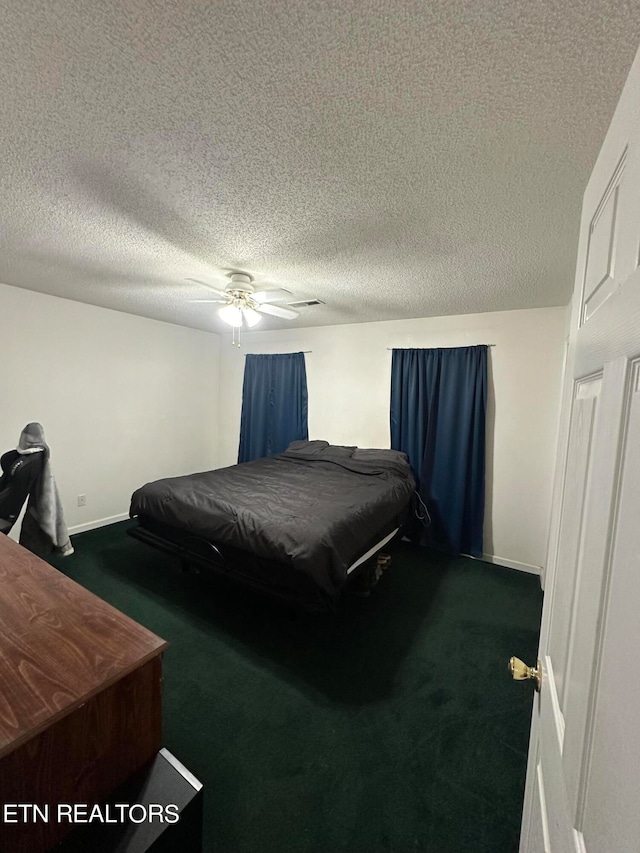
19,467,74,557
15,423,73,558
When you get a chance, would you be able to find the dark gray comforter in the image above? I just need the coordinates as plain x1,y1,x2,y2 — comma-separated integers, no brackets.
129,440,415,597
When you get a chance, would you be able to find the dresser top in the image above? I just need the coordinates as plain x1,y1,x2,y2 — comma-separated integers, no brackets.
0,534,167,757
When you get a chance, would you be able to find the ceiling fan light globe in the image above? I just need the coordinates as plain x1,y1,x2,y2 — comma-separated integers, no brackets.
242,306,263,327
218,304,243,327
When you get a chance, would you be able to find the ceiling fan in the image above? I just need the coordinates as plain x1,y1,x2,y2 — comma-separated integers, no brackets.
187,272,300,329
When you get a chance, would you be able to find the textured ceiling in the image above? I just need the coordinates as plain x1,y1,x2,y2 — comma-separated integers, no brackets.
1,1,640,334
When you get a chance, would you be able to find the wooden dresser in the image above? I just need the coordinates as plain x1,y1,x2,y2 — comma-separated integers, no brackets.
0,534,168,852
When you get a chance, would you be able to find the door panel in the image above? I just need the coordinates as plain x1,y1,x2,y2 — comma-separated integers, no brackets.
529,760,551,853
581,152,625,324
561,357,630,821
547,385,599,704
536,657,574,853
578,57,639,328
581,359,640,850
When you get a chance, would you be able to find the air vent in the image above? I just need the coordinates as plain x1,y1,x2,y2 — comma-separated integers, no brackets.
286,299,325,308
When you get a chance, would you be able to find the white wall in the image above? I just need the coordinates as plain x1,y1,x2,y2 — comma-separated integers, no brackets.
0,284,566,574
217,307,568,574
0,283,220,537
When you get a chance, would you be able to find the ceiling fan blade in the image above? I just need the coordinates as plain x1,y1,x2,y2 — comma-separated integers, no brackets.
252,288,293,303
255,303,300,320
185,278,229,299
188,299,227,304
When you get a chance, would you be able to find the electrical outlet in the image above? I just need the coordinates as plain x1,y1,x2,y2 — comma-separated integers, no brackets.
77,494,86,507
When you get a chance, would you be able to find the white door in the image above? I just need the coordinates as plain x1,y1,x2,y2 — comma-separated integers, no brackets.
518,42,640,853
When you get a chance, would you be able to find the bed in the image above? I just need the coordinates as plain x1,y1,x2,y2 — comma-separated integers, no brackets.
128,440,416,611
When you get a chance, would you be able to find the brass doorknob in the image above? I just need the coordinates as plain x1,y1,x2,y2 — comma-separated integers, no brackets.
509,656,541,692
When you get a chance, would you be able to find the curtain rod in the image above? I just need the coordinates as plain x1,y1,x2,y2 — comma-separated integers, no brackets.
386,344,495,349
243,350,312,356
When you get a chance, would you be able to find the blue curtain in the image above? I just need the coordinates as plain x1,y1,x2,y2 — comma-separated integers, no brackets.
390,346,487,557
238,353,309,463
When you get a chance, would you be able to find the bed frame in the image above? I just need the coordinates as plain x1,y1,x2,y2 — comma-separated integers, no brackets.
127,517,397,612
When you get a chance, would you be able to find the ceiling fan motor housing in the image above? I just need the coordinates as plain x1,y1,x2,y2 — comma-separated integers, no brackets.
227,273,254,294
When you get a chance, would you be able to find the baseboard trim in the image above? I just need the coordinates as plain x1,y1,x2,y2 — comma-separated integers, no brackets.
481,553,542,575
69,513,130,535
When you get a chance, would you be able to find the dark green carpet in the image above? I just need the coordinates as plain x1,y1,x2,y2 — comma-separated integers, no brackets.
51,521,542,853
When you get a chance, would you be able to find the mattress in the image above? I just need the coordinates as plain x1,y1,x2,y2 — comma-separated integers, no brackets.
129,440,416,599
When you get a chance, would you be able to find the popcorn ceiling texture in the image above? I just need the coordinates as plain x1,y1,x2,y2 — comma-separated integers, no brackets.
1,0,639,333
